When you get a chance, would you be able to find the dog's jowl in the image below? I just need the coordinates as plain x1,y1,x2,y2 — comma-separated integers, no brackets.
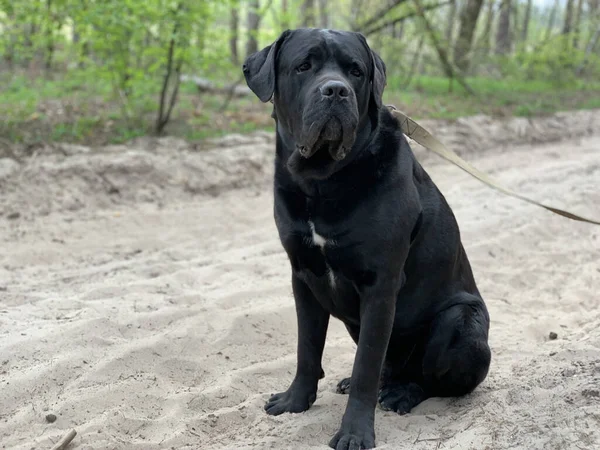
243,28,491,450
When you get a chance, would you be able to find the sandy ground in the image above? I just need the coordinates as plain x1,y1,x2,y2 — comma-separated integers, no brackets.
1,112,600,450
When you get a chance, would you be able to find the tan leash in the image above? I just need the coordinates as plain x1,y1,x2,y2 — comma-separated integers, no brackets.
387,105,600,226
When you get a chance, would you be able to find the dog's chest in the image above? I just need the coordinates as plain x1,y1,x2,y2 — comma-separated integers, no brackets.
308,221,328,248
305,221,337,288
288,219,363,320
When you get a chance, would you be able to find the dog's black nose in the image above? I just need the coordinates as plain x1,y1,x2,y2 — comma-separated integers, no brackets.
320,81,349,99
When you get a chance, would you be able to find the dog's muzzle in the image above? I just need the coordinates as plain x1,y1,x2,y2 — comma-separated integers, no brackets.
297,116,348,161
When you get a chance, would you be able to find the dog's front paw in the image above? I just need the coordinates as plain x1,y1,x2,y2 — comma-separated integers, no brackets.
329,424,375,450
264,385,317,416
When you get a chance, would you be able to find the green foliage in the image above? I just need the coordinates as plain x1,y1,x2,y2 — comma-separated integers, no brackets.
508,35,590,87
0,0,234,135
1,0,599,145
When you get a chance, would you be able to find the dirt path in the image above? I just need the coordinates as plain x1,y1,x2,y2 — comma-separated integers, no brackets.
1,117,599,449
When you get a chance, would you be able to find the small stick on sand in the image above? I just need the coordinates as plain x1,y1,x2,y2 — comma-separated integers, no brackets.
50,429,77,450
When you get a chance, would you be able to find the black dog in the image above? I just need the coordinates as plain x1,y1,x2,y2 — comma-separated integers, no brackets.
243,28,491,450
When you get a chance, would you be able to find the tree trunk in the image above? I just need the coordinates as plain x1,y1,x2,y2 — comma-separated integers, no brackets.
350,0,368,30
45,0,54,71
395,20,405,39
73,25,84,69
545,0,559,41
230,7,239,65
454,0,485,71
75,3,89,68
573,0,584,48
156,2,185,134
281,0,290,29
521,0,532,43
388,0,403,37
246,0,260,57
301,0,316,27
3,20,15,68
445,0,457,44
479,0,495,56
511,0,519,44
24,18,37,51
412,0,476,94
495,0,512,55
402,35,425,87
562,0,575,34
576,25,600,75
318,0,329,28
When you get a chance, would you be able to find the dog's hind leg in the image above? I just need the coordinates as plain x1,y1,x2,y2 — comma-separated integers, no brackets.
375,340,429,414
421,295,491,398
378,294,491,414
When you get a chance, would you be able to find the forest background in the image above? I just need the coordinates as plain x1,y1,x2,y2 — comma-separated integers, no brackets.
1,0,599,146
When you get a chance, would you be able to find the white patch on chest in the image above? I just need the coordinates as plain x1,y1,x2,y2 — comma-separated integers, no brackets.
327,267,337,289
307,221,337,289
308,221,328,248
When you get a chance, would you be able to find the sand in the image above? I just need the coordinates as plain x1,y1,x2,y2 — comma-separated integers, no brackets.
1,111,599,450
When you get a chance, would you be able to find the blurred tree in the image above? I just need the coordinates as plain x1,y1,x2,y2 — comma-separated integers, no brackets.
230,6,240,65
454,0,484,71
413,0,475,93
545,0,559,40
563,0,575,34
359,0,450,37
282,0,291,29
576,25,600,74
511,0,519,46
45,0,54,70
246,0,260,56
496,0,512,54
521,0,532,44
1,2,15,67
301,0,316,26
573,0,584,48
319,0,330,27
478,0,496,56
446,0,458,45
156,1,186,133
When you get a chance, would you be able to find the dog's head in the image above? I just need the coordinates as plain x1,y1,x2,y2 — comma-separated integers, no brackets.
243,28,386,179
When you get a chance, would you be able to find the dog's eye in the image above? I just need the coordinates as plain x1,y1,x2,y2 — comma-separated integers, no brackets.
296,62,312,73
350,68,363,77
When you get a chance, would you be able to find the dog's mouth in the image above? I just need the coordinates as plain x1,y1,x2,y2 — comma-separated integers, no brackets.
286,107,359,180
296,117,348,162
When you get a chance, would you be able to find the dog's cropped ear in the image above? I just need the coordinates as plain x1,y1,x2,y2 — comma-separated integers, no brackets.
355,33,387,109
242,30,290,103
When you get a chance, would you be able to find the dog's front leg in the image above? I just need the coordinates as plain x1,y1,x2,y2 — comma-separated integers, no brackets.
329,284,396,450
265,274,330,415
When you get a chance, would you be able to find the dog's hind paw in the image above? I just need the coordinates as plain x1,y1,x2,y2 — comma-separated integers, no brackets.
335,377,351,394
378,382,427,414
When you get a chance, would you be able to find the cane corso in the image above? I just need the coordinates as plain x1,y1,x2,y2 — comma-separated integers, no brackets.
242,28,491,450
